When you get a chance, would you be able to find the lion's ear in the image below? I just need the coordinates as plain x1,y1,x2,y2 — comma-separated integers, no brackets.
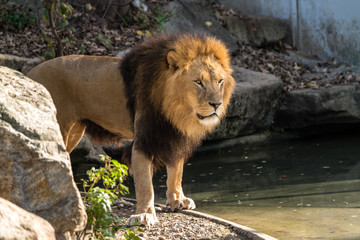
167,50,179,71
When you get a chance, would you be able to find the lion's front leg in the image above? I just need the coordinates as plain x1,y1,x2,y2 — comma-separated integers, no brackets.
128,148,158,227
166,158,196,211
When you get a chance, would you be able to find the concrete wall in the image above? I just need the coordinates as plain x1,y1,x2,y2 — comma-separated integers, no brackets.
219,0,360,66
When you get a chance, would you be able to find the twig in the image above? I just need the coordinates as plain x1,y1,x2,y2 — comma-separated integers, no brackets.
102,0,113,19
44,0,64,56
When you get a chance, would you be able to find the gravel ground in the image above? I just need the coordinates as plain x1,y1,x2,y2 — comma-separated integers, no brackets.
114,198,247,240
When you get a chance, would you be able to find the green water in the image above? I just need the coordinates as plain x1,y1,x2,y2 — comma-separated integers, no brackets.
151,134,360,240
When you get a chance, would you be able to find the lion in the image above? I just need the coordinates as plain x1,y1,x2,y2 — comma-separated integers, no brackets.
27,34,235,227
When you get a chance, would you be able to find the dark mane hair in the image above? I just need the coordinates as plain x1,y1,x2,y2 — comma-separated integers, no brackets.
120,35,203,167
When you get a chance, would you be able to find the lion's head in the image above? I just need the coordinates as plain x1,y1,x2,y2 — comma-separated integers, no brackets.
157,35,235,139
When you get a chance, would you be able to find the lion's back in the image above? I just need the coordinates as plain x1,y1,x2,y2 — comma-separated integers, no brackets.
27,55,133,139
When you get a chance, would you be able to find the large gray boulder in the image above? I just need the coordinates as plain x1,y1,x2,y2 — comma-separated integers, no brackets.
276,85,360,128
210,66,283,140
0,197,56,240
163,0,238,54
0,66,87,240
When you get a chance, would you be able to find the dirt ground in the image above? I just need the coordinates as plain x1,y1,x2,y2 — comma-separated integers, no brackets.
1,0,359,92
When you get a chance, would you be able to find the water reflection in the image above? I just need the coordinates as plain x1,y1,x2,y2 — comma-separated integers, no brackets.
152,134,360,239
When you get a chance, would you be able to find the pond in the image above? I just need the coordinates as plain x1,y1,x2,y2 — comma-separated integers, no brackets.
147,133,360,239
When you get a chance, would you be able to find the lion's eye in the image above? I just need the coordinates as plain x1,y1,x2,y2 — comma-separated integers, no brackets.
218,79,224,85
195,80,203,86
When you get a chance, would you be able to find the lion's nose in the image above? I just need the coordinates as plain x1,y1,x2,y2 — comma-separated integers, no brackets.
209,102,222,110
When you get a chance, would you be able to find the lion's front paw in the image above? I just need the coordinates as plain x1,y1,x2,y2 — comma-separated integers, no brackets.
183,197,196,209
128,213,158,228
167,197,196,211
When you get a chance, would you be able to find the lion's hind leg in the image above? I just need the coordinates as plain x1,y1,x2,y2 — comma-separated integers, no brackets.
56,119,82,153
166,158,196,211
66,122,86,153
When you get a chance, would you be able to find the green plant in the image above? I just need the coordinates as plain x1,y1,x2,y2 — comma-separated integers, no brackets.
135,11,150,29
78,43,85,54
153,7,173,32
96,33,113,47
0,1,36,30
134,7,173,35
41,0,74,57
77,155,139,240
124,228,142,240
0,0,74,59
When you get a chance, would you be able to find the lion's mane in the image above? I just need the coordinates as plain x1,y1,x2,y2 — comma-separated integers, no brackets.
118,34,234,167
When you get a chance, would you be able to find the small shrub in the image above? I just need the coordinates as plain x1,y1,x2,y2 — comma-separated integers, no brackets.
154,7,173,32
0,1,36,30
134,6,173,34
77,155,139,240
41,0,74,57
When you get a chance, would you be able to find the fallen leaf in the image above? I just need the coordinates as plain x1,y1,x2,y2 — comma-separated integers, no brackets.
205,21,212,27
